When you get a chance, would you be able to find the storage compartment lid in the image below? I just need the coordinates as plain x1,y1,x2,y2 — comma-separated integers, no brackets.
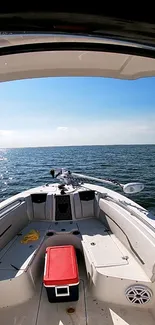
82,233,128,267
43,245,79,286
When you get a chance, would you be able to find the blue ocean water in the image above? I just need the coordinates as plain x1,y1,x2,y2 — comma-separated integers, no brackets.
0,145,155,213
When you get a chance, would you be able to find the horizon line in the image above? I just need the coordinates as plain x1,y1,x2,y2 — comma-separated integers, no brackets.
1,143,155,150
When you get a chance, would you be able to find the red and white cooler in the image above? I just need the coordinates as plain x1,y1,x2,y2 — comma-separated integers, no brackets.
43,245,79,302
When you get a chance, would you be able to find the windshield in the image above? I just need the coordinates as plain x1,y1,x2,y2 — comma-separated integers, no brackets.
0,29,155,214
0,75,154,212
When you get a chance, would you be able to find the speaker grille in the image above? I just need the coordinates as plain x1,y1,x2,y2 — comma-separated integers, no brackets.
125,285,152,304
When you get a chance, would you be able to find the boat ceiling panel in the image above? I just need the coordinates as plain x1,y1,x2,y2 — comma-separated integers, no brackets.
0,47,155,82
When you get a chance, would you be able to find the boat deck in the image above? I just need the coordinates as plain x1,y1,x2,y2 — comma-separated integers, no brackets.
0,219,127,280
0,259,154,325
0,218,149,283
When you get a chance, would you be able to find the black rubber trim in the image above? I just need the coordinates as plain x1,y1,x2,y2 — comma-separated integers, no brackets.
0,224,12,237
10,263,19,271
1,9,155,48
0,10,155,49
0,42,155,59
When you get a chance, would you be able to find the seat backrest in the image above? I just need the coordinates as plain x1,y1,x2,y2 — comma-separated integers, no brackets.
29,193,54,220
73,191,95,219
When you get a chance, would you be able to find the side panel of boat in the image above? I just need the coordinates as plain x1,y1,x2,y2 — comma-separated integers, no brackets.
0,200,28,251
0,271,35,308
99,198,155,280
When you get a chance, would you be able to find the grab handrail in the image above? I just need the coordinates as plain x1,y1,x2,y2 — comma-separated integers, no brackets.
0,199,25,218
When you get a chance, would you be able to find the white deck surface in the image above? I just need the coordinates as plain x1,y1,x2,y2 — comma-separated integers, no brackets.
0,260,154,325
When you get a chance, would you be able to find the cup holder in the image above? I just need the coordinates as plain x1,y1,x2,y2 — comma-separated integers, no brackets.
46,230,80,236
46,231,55,237
72,230,80,236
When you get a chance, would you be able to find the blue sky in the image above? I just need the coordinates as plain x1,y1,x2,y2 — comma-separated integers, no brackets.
0,76,155,147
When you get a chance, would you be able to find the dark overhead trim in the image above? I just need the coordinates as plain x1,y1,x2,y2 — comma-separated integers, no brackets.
0,10,155,48
0,8,154,22
0,42,155,59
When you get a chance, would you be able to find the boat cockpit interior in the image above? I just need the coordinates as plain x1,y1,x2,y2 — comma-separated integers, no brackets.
0,181,155,324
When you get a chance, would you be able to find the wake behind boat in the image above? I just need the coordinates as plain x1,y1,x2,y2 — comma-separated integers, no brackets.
0,169,155,325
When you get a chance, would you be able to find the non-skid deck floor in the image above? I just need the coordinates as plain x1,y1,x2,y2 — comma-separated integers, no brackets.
0,262,154,325
0,218,127,279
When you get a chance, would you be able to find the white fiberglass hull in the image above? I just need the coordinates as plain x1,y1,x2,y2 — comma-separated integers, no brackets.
0,182,155,324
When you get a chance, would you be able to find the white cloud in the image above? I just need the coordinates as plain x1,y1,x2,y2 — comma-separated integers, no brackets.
0,118,155,148
57,127,68,131
0,130,14,137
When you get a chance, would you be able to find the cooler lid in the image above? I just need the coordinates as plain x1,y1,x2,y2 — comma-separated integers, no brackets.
43,245,79,286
